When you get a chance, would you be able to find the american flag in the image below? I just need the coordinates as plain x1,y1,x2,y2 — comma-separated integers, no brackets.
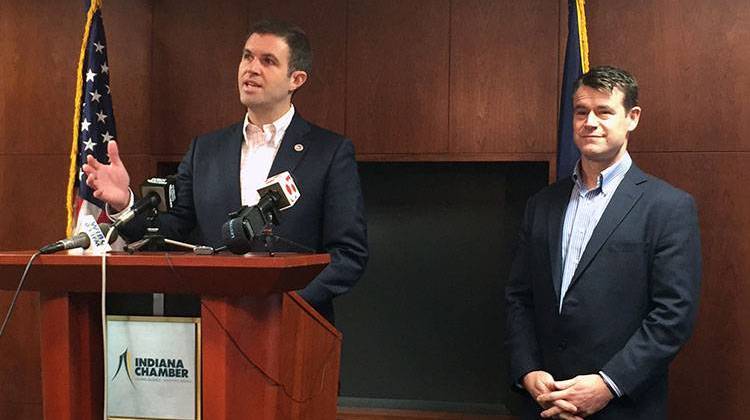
66,0,117,235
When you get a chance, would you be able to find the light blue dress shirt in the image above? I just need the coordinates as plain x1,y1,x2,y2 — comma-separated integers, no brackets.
559,153,632,398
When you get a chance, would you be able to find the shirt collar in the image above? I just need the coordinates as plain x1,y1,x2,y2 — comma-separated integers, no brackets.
571,152,632,195
242,105,296,147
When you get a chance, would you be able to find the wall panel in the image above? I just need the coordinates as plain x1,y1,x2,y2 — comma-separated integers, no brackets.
632,152,750,420
587,0,750,153
346,0,450,154
150,0,249,156
450,0,558,154
102,0,153,156
0,0,80,154
243,0,348,134
0,155,70,249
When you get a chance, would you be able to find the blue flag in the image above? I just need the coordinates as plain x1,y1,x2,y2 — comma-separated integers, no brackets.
66,0,117,235
556,0,589,181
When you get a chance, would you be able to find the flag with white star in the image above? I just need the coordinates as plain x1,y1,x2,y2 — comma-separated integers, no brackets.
66,0,117,235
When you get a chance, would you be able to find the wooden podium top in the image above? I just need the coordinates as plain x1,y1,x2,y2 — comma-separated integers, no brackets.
0,251,330,296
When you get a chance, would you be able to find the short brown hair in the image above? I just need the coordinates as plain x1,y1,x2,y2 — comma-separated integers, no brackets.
246,19,313,76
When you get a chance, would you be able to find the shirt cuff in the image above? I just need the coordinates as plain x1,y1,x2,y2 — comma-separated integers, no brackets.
105,189,135,222
598,371,622,398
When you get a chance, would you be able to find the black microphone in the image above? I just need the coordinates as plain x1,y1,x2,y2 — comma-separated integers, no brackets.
140,176,176,212
221,173,301,254
39,223,118,254
113,191,161,228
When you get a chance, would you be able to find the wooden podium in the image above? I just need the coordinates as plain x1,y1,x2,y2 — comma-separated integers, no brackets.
0,251,339,420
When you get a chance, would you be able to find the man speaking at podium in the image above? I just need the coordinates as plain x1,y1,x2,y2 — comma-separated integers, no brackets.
82,20,368,324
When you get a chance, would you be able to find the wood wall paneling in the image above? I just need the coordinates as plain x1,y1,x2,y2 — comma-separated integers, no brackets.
346,0,450,154
0,1,6,137
0,0,80,154
1,0,748,418
243,0,348,134
632,152,750,420
586,0,750,153
150,0,249,156
0,153,152,249
0,155,70,249
101,0,153,156
450,0,559,154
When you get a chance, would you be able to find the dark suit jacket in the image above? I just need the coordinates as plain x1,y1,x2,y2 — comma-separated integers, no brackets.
505,164,701,419
122,113,368,323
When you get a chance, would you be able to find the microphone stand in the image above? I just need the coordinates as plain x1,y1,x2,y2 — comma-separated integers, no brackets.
258,222,315,257
124,208,163,253
124,208,214,255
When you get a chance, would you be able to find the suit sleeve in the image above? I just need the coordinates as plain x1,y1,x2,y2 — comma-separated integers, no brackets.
601,192,702,399
297,139,368,310
505,194,544,389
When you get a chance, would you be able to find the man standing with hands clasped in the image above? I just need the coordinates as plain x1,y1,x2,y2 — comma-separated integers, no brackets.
83,20,368,324
505,66,701,419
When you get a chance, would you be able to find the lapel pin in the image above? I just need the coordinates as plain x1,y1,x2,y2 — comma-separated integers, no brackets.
294,143,304,152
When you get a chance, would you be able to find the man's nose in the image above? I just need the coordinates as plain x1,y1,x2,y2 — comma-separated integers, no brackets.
584,111,598,127
245,57,261,74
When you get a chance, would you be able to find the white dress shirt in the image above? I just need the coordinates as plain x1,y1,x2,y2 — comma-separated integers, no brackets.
108,105,296,220
240,105,295,206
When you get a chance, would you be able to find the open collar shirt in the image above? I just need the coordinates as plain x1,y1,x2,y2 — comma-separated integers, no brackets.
239,105,295,206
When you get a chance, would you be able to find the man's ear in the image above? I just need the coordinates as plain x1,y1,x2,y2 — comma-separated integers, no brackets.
627,106,642,132
289,70,308,93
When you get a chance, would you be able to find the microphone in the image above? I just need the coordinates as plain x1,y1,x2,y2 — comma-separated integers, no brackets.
256,171,300,210
221,172,300,254
140,176,176,212
39,223,118,254
113,191,161,228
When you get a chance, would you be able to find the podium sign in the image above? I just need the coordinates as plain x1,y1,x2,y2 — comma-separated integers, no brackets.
107,316,201,420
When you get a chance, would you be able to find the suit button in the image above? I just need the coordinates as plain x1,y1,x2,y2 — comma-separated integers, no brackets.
558,341,567,351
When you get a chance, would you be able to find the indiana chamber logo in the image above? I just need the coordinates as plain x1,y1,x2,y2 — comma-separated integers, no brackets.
111,348,191,386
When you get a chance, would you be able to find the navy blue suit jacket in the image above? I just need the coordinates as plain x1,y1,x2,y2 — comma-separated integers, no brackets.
505,164,701,419
123,113,368,323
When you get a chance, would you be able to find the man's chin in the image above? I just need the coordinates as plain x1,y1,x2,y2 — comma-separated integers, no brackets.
239,96,263,109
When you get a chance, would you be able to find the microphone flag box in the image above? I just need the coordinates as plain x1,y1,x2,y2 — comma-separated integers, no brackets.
72,214,111,255
140,176,176,212
257,171,300,210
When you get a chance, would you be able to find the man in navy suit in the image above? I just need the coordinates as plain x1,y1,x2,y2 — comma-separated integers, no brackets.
505,66,701,419
83,20,367,323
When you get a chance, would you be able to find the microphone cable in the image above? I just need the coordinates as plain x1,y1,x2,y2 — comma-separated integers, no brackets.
100,226,116,420
0,251,41,338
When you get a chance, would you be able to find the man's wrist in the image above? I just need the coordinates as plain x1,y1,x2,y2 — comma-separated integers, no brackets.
112,190,133,212
106,189,135,220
